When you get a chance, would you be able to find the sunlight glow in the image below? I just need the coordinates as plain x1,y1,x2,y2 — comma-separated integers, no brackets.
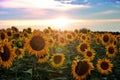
44,16,84,29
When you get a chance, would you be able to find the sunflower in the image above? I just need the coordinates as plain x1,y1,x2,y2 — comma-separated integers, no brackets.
116,35,120,44
65,32,74,42
0,30,7,40
58,36,66,46
38,52,49,63
101,33,111,45
43,27,52,36
77,41,90,55
11,26,18,32
97,58,113,75
80,34,90,42
54,32,61,42
15,48,24,59
0,41,16,69
94,33,101,45
48,36,55,47
50,53,65,68
84,48,96,61
13,32,20,39
25,30,48,57
106,44,117,58
71,59,94,80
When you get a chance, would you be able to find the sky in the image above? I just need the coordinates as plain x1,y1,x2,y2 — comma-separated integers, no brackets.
0,0,120,32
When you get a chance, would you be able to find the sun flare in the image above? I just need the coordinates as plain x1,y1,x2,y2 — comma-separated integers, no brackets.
44,16,84,30
45,17,70,27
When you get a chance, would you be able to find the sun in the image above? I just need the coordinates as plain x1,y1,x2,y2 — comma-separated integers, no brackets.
53,17,69,26
45,16,71,29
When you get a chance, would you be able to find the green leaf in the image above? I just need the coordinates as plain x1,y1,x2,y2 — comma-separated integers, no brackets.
23,69,32,75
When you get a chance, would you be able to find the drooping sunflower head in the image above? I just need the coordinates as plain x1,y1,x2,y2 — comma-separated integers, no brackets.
0,42,16,69
106,44,117,58
77,42,90,55
50,53,65,68
72,59,94,80
26,30,48,57
11,26,18,32
101,33,111,45
97,58,113,75
38,52,49,63
84,48,96,61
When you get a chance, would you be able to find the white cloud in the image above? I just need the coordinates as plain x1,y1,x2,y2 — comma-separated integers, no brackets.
90,10,119,16
0,0,91,10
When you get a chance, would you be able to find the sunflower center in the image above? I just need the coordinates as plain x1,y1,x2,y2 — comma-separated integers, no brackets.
82,36,86,40
80,43,88,52
75,61,89,76
103,35,109,43
0,45,10,61
87,51,92,57
30,36,45,51
108,47,114,54
7,31,12,36
101,62,109,70
53,55,62,64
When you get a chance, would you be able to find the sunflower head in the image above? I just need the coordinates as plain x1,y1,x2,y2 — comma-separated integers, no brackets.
0,42,16,68
84,48,96,61
77,42,90,55
72,59,94,80
26,30,48,57
6,29,12,38
101,33,111,45
48,37,55,47
106,44,117,58
11,26,18,32
0,30,7,40
66,32,74,42
97,58,113,75
58,36,66,46
50,53,65,68
15,48,24,59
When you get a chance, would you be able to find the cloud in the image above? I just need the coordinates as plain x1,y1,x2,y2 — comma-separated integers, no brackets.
99,10,119,15
0,0,91,10
89,10,119,17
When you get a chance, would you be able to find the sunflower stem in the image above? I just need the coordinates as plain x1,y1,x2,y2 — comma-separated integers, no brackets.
15,58,18,80
31,56,36,80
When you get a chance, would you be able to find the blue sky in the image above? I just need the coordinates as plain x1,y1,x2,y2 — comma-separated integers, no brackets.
0,0,120,31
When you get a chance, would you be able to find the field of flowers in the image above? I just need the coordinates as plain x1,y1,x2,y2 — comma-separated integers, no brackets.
0,26,120,80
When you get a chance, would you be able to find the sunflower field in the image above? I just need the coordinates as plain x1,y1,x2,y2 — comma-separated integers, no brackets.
0,26,120,80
